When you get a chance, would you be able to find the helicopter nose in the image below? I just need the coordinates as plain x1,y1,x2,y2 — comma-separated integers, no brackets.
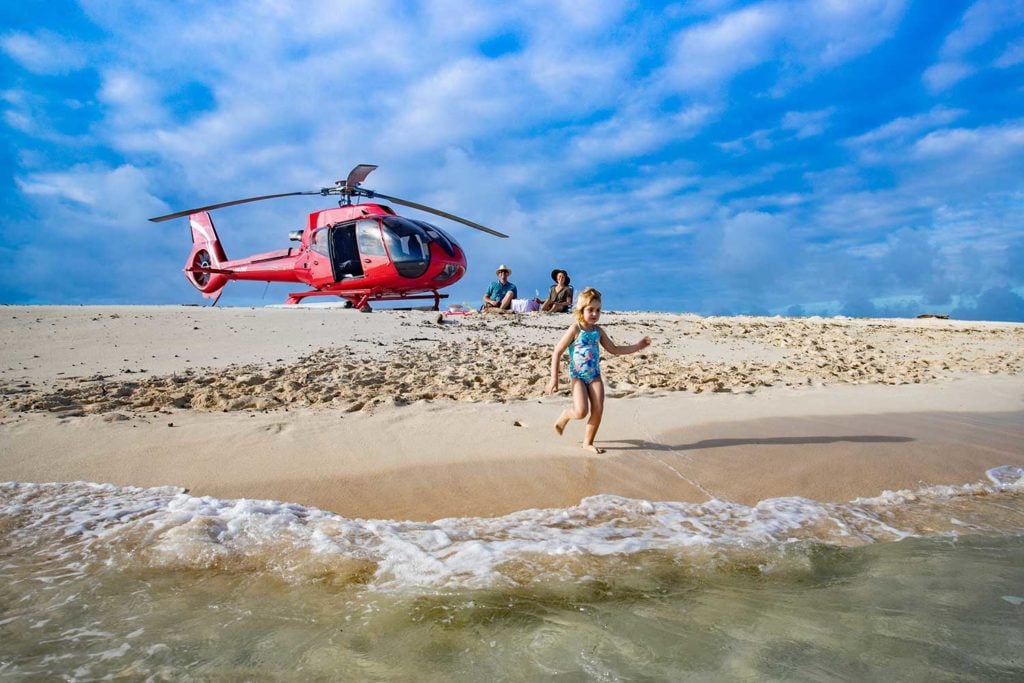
433,263,462,283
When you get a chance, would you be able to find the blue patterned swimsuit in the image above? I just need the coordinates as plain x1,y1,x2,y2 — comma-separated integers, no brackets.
568,326,601,384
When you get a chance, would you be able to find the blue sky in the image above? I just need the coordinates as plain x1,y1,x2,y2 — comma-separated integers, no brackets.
2,0,1022,320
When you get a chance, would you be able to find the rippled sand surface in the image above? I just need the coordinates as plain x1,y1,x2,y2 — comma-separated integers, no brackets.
2,308,1021,415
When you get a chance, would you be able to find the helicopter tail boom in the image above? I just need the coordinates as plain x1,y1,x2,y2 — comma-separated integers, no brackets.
184,212,230,297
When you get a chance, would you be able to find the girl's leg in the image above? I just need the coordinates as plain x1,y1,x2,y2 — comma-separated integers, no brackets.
582,379,605,453
554,378,590,435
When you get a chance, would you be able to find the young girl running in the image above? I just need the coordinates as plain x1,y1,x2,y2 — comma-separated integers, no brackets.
544,287,651,453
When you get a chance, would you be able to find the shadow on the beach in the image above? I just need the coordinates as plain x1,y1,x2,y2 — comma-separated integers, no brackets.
602,435,915,453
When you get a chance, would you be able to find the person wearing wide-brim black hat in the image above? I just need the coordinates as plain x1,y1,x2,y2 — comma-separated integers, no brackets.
540,269,573,313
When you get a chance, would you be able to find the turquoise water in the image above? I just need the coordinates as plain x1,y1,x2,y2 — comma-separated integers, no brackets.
2,471,1023,680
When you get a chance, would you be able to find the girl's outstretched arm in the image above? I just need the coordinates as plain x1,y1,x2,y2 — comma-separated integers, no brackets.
598,326,652,356
545,323,579,394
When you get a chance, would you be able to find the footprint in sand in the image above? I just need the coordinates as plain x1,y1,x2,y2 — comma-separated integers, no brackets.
262,423,293,435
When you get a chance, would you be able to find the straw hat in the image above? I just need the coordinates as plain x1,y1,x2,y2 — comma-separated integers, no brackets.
496,264,512,275
551,269,570,285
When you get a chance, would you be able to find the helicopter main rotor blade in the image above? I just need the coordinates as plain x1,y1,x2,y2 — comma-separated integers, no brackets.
148,191,321,223
367,191,509,238
345,164,378,189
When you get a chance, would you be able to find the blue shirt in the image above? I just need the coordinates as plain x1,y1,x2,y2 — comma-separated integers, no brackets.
486,281,517,302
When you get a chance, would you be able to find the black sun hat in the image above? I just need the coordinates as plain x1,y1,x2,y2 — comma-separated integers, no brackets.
551,269,570,285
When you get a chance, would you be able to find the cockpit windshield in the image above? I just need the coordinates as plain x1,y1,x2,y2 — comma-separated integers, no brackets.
381,216,432,278
409,220,457,258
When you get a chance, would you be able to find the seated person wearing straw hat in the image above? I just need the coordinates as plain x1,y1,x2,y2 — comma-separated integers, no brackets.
482,264,517,312
540,269,573,312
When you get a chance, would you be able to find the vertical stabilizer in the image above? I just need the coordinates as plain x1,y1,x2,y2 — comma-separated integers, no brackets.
184,211,229,298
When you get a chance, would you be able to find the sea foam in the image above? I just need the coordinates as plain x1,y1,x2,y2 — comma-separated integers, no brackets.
2,467,1022,591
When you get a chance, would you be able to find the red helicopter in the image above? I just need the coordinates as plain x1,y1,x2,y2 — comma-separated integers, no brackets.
150,164,508,309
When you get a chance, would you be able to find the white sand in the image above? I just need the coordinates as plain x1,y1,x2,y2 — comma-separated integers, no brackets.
1,305,1022,520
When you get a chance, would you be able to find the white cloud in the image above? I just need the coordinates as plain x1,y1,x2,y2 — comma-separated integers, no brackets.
666,3,785,91
845,107,966,148
523,45,630,108
674,103,719,129
797,0,907,68
1,88,98,146
717,128,775,154
416,0,514,40
911,121,1024,160
939,0,1024,57
15,164,166,225
570,103,716,164
781,108,834,139
699,209,801,305
4,109,34,133
97,68,167,129
809,122,1024,239
2,88,37,134
924,0,1024,92
728,192,808,212
922,60,976,93
0,30,88,75
17,172,95,205
62,1,641,199
380,58,529,153
716,107,834,155
663,0,905,92
995,38,1024,67
630,172,702,201
806,189,923,236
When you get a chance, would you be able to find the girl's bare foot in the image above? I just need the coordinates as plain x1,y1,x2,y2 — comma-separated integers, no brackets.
554,416,569,435
582,444,605,454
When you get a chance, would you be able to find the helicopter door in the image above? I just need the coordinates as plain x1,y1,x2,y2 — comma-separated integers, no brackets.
329,223,363,281
354,219,390,276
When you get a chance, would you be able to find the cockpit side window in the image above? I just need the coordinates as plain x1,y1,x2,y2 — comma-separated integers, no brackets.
311,228,330,256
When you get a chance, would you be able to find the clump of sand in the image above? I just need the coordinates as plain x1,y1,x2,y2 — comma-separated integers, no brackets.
2,315,1021,416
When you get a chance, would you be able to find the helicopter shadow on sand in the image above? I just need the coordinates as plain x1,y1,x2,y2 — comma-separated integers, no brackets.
599,434,915,454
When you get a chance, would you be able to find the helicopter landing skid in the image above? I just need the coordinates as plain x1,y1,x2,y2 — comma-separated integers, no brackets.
285,289,448,310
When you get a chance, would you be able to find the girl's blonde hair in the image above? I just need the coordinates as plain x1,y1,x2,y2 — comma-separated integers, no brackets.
574,287,602,325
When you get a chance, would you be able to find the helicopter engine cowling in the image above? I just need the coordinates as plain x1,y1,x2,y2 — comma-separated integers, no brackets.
184,212,229,297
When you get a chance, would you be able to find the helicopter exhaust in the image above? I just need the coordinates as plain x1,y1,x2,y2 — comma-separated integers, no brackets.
184,212,230,298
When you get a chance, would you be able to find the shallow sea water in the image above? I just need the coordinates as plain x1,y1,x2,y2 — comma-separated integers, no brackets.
2,468,1023,680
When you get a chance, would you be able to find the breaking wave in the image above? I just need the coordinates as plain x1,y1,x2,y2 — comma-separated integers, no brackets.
2,466,1023,591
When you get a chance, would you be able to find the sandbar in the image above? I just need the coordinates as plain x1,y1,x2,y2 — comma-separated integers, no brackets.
1,305,1022,521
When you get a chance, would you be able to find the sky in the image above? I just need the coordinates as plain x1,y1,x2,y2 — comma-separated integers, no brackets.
2,0,1023,320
